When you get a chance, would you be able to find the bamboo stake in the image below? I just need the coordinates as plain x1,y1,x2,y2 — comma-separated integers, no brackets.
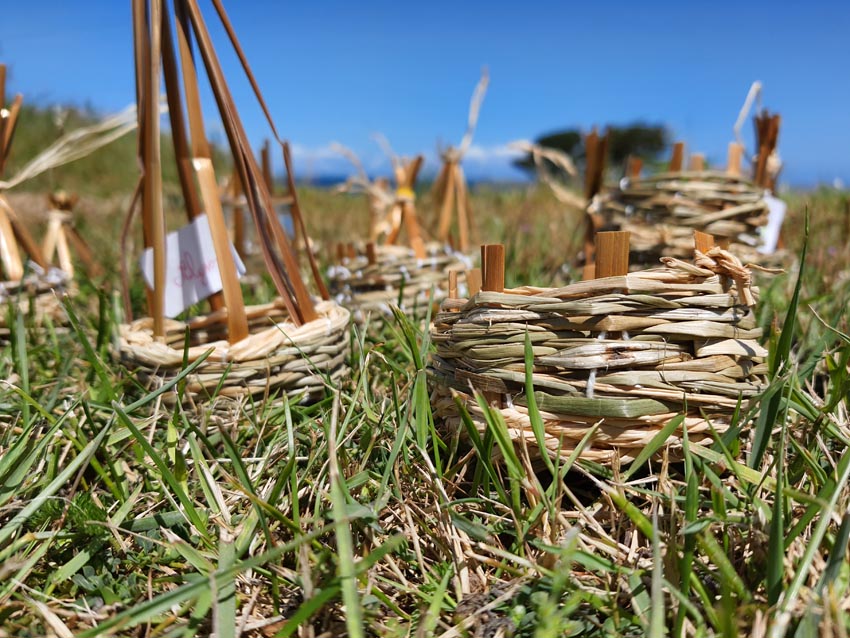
669,141,684,172
261,139,273,192
688,153,705,172
447,270,458,300
454,163,470,252
145,0,167,339
0,199,22,280
467,268,482,297
160,5,223,311
595,231,630,279
399,156,426,259
727,142,743,177
180,0,316,324
231,173,246,258
437,160,456,244
194,158,248,340
481,244,505,292
626,156,642,180
694,230,715,254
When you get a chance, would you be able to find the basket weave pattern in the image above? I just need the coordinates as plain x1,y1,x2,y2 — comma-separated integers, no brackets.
428,253,766,463
329,244,467,319
118,300,350,404
593,171,770,265
0,268,69,337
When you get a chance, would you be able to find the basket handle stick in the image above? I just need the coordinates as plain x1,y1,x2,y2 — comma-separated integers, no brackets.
595,231,630,279
727,142,743,177
688,153,705,172
467,267,482,297
694,230,715,253
481,244,505,292
668,141,684,172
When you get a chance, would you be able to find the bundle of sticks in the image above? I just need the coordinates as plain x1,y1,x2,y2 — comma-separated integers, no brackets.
118,0,348,406
330,142,468,320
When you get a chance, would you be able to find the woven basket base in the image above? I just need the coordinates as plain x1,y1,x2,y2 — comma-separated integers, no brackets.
118,299,350,406
431,384,727,465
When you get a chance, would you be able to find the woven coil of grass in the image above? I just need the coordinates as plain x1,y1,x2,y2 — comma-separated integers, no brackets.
428,247,767,464
0,266,69,337
118,299,350,405
592,171,773,266
328,243,469,320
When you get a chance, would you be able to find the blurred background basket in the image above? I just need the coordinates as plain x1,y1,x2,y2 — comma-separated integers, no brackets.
428,236,767,464
328,242,469,321
0,266,69,340
592,170,771,266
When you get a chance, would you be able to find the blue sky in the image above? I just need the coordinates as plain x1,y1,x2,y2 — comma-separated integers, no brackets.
1,0,849,186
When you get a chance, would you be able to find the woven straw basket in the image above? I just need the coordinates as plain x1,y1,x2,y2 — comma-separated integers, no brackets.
592,171,773,266
0,267,69,339
428,248,767,464
118,299,350,406
328,243,469,320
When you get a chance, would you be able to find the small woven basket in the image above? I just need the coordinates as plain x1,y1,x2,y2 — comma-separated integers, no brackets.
328,243,469,320
428,248,767,464
118,299,350,406
592,171,773,266
0,267,69,339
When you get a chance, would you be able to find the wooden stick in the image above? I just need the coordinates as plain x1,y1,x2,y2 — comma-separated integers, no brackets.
582,263,596,281
261,139,273,192
346,242,356,260
467,268,482,297
626,156,642,180
669,141,684,172
369,177,389,242
583,128,599,201
0,95,23,174
455,163,470,253
365,242,376,265
594,231,630,279
436,160,455,243
0,198,23,280
194,158,249,341
688,153,705,172
481,244,505,292
727,142,743,177
694,230,715,253
447,270,458,299
0,64,6,111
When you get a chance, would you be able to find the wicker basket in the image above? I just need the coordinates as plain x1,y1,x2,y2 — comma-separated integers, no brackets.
118,299,350,406
328,243,469,321
0,266,69,339
428,248,767,464
592,171,774,266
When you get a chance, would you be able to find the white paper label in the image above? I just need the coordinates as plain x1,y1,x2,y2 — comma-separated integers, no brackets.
139,214,246,318
760,194,787,255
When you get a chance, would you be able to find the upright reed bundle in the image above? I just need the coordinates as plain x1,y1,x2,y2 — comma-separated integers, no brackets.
330,142,468,320
117,0,348,406
0,64,68,336
429,234,767,464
